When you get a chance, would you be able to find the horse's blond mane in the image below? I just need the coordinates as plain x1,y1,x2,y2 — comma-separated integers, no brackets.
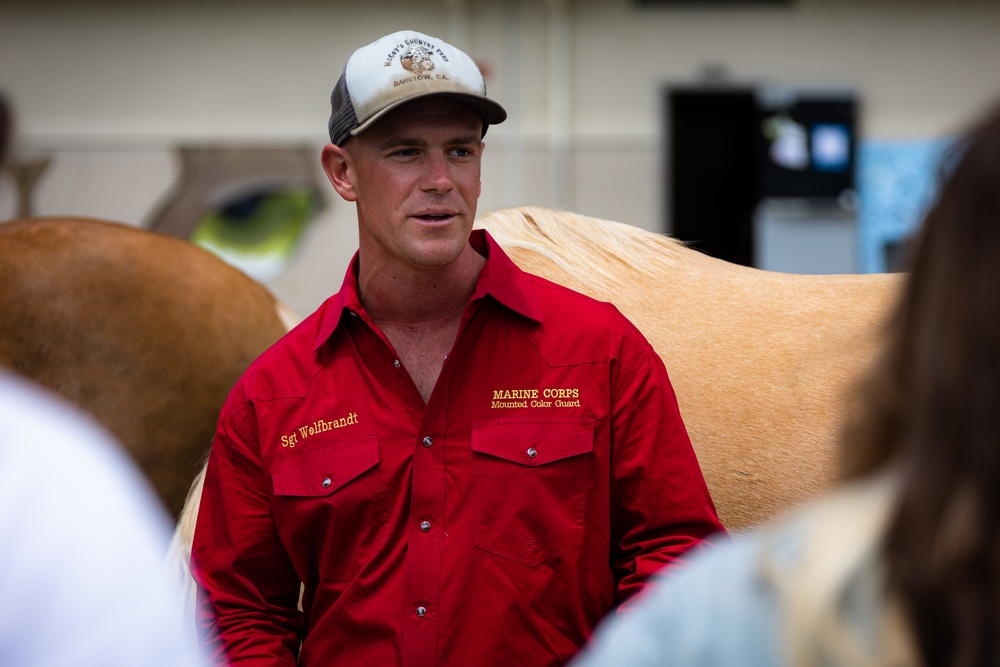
477,206,684,291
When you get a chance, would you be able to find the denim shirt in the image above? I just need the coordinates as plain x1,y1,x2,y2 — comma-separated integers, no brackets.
570,474,905,667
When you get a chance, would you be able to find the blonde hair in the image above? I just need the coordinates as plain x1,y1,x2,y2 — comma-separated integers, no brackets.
759,473,919,666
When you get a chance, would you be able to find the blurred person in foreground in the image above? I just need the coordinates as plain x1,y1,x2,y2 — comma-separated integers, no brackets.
570,99,1000,667
190,29,723,667
0,371,208,667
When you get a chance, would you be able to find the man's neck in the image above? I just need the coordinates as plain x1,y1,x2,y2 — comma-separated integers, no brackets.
356,245,486,403
357,245,486,329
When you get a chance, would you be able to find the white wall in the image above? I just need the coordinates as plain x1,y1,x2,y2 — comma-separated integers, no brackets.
3,0,1000,314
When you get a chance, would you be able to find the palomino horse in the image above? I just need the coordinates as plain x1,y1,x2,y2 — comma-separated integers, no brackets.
171,205,899,564
0,216,293,517
478,207,901,531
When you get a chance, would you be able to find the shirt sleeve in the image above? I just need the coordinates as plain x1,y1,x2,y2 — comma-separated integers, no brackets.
608,343,726,604
191,389,304,666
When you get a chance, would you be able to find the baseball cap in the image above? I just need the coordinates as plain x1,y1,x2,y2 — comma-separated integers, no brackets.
328,30,507,146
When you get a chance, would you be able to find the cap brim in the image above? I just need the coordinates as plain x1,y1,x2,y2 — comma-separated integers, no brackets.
349,92,508,139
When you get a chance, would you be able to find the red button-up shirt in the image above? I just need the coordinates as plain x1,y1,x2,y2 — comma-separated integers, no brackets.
192,230,724,667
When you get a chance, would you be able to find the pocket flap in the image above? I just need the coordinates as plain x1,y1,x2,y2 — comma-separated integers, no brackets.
270,434,379,497
471,418,594,467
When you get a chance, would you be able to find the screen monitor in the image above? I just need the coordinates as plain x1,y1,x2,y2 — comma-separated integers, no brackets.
755,87,857,200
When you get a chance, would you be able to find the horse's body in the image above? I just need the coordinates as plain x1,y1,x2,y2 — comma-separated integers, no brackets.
171,205,897,550
0,217,292,516
477,207,901,530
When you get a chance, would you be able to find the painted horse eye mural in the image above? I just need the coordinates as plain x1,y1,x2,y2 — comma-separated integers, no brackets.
145,144,325,282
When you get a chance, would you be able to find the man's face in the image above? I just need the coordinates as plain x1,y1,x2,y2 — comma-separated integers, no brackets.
325,97,485,273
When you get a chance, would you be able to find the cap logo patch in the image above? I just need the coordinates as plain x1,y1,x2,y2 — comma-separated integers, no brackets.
382,37,451,71
401,44,436,74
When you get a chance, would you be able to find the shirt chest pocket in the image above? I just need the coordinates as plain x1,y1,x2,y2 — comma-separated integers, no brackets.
270,434,380,497
471,418,594,567
269,434,387,582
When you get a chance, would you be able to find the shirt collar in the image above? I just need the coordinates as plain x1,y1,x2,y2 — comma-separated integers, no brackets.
312,229,542,352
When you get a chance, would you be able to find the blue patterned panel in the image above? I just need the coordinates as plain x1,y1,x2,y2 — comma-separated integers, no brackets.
856,137,954,273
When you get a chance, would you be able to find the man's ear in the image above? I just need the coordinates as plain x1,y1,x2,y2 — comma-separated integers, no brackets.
321,144,357,202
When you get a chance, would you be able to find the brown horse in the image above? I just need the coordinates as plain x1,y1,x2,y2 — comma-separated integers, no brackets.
0,216,293,517
477,207,901,530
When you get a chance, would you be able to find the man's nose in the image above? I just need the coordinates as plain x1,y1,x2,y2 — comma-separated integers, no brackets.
420,152,454,192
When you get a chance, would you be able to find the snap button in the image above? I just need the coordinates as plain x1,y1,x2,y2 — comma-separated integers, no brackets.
416,606,427,618
526,447,538,458
321,478,332,488
422,436,433,447
420,521,431,532
393,359,401,368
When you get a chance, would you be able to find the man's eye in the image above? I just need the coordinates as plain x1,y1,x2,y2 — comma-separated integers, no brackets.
394,148,420,157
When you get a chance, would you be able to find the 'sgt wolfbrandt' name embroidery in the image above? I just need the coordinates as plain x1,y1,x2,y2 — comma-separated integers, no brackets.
281,412,359,448
490,388,581,409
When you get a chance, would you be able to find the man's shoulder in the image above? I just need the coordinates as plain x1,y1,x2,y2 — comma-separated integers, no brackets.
524,272,621,315
507,271,652,368
232,301,331,402
522,272,643,335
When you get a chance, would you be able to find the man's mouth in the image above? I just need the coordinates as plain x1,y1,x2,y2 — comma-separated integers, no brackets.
416,213,454,222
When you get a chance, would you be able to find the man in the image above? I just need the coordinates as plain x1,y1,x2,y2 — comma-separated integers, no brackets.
191,29,724,667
